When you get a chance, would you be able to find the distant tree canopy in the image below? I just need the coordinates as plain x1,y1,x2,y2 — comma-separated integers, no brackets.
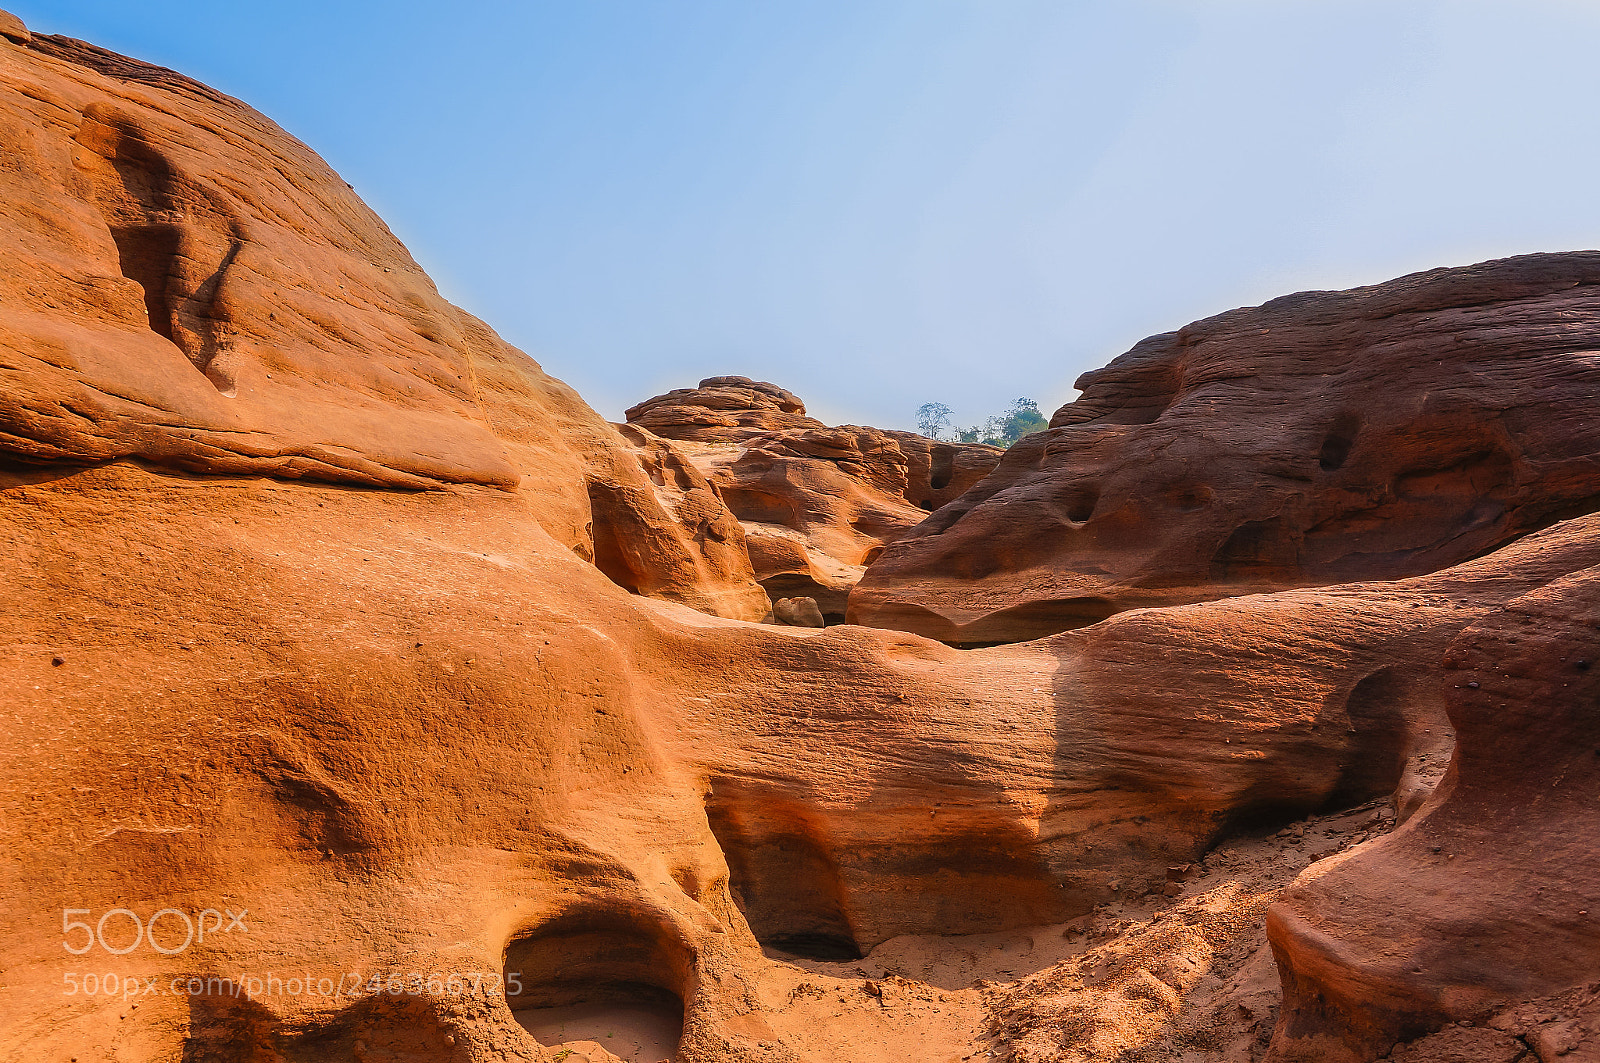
916,397,1046,447
915,402,954,440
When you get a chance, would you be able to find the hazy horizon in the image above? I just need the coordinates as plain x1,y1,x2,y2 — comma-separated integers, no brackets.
14,0,1600,431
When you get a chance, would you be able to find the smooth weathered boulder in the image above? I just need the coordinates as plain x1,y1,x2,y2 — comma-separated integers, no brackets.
851,254,1600,644
771,596,825,627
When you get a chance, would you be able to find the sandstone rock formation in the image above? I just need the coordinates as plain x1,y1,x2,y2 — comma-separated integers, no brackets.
885,429,1008,512
0,8,25,43
624,376,817,442
626,378,1002,620
4,15,1600,1063
579,424,769,621
1265,564,1600,1062
696,424,928,618
850,253,1600,644
0,18,766,622
3,36,522,492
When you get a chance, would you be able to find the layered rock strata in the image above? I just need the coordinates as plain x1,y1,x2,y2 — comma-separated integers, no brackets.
0,20,766,621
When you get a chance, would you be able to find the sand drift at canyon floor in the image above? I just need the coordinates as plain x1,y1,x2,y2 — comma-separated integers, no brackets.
1,10,1598,1063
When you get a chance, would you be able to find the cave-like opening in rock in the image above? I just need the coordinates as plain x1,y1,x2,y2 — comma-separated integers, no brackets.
109,222,180,341
504,906,686,1061
1317,412,1361,472
929,445,956,491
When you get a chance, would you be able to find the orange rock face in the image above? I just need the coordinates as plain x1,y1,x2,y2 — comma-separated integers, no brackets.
580,423,770,621
696,424,928,618
884,430,1007,512
851,254,1600,644
5,17,1600,1063
0,25,768,622
2,33,532,491
627,379,1002,619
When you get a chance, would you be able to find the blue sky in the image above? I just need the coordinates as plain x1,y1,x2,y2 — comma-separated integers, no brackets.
14,1,1600,430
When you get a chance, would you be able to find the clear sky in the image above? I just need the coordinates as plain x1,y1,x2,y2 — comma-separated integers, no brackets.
13,1,1600,430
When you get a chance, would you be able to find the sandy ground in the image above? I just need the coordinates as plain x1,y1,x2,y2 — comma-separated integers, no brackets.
748,799,1400,1063
509,800,1399,1063
515,1000,683,1063
509,791,1599,1063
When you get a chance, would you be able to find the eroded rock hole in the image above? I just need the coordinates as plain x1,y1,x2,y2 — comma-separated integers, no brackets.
77,108,242,388
1061,484,1100,524
1323,666,1411,810
1210,518,1297,582
110,222,179,340
585,482,645,594
1318,413,1361,472
505,908,686,1063
929,445,956,491
1167,483,1213,512
705,781,863,961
